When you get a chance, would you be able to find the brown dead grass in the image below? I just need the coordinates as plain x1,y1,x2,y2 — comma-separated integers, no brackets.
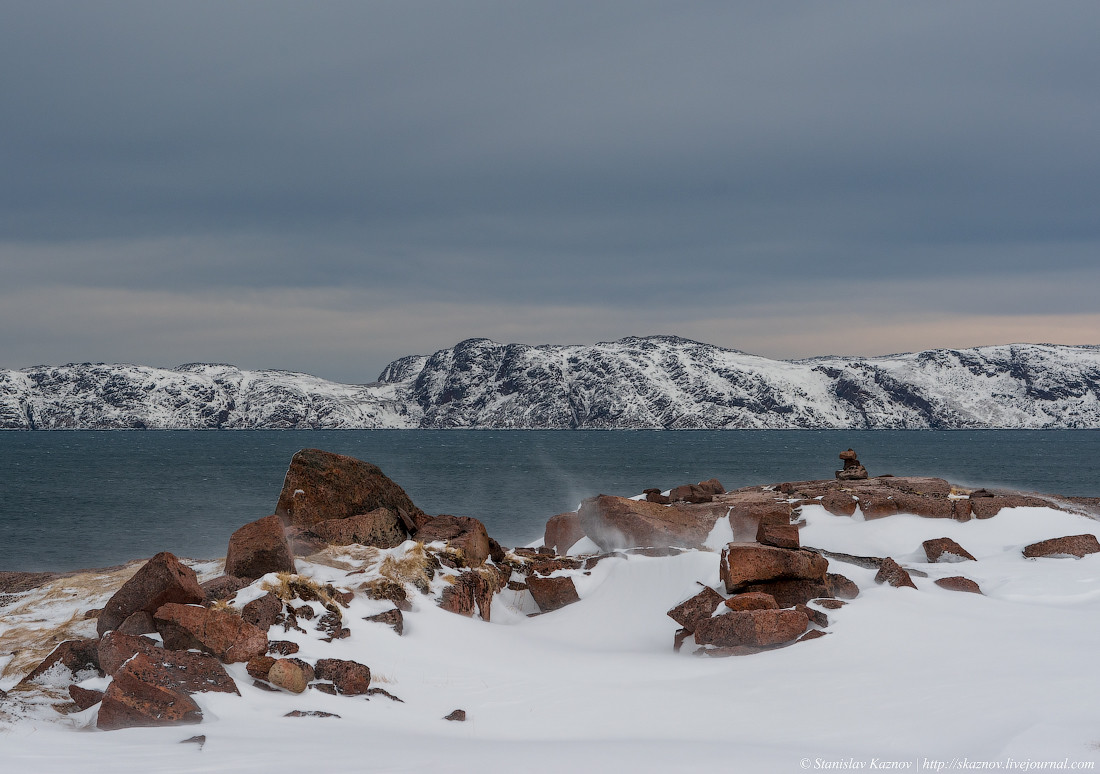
378,544,434,593
0,563,143,688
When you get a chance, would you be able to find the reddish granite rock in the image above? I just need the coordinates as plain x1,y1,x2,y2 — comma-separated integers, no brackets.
814,598,847,610
154,603,268,663
275,448,424,529
736,578,831,607
309,508,408,549
439,570,495,621
970,494,1053,519
268,658,314,693
200,575,251,602
119,650,239,695
118,610,157,636
362,578,411,611
444,709,467,722
667,586,725,629
798,629,828,643
859,497,899,519
644,489,671,504
544,512,586,554
242,591,284,632
723,592,780,612
578,494,721,551
693,609,808,648
364,608,404,636
669,484,713,504
952,500,973,521
821,491,858,517
267,640,300,656
416,515,491,566
719,543,828,592
268,659,312,694
1023,534,1100,559
825,573,860,599
246,655,276,681
673,627,692,652
923,537,977,563
527,575,581,613
284,527,329,556
97,669,202,731
698,478,726,496
98,632,161,676
935,576,983,594
314,658,371,696
756,522,799,550
875,557,917,588
18,639,101,686
795,603,829,628
68,684,105,710
97,552,205,636
225,514,295,580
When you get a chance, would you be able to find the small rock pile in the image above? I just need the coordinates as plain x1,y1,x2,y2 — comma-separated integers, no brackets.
836,449,868,481
667,514,858,657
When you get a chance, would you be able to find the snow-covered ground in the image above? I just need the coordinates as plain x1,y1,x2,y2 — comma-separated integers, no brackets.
2,504,1099,772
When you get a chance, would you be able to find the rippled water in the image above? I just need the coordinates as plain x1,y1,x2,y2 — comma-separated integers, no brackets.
2,429,1098,571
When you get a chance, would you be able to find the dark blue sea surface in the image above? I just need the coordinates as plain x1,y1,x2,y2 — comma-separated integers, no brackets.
2,430,1098,572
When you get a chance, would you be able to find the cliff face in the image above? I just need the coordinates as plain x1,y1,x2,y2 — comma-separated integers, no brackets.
4,337,1100,429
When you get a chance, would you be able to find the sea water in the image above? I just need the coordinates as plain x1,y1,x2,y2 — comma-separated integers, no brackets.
1,430,1098,572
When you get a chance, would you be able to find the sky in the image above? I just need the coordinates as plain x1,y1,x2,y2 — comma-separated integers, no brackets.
2,1,1099,384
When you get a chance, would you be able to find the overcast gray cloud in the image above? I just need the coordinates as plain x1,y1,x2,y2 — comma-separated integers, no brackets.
2,1,1098,382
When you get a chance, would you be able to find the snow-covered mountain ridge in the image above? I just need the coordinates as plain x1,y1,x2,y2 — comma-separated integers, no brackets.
3,337,1100,429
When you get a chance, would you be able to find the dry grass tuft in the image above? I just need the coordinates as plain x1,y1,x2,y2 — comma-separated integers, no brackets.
379,544,435,593
261,573,341,615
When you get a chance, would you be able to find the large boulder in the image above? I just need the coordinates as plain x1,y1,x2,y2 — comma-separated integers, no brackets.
275,448,423,528
1023,534,1100,559
719,543,828,593
115,649,239,695
97,552,205,637
98,631,161,676
693,609,808,648
578,495,720,551
544,512,586,554
153,603,268,663
308,508,408,549
416,515,491,566
97,668,203,730
527,575,580,613
225,514,295,580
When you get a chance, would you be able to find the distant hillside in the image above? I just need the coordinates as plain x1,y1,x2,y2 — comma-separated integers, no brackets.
3,337,1100,429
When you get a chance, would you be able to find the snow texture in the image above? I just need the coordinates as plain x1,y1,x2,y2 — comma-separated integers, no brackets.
4,337,1100,429
2,503,1099,771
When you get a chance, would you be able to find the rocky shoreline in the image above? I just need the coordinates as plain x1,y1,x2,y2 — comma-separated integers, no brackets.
2,448,1098,732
